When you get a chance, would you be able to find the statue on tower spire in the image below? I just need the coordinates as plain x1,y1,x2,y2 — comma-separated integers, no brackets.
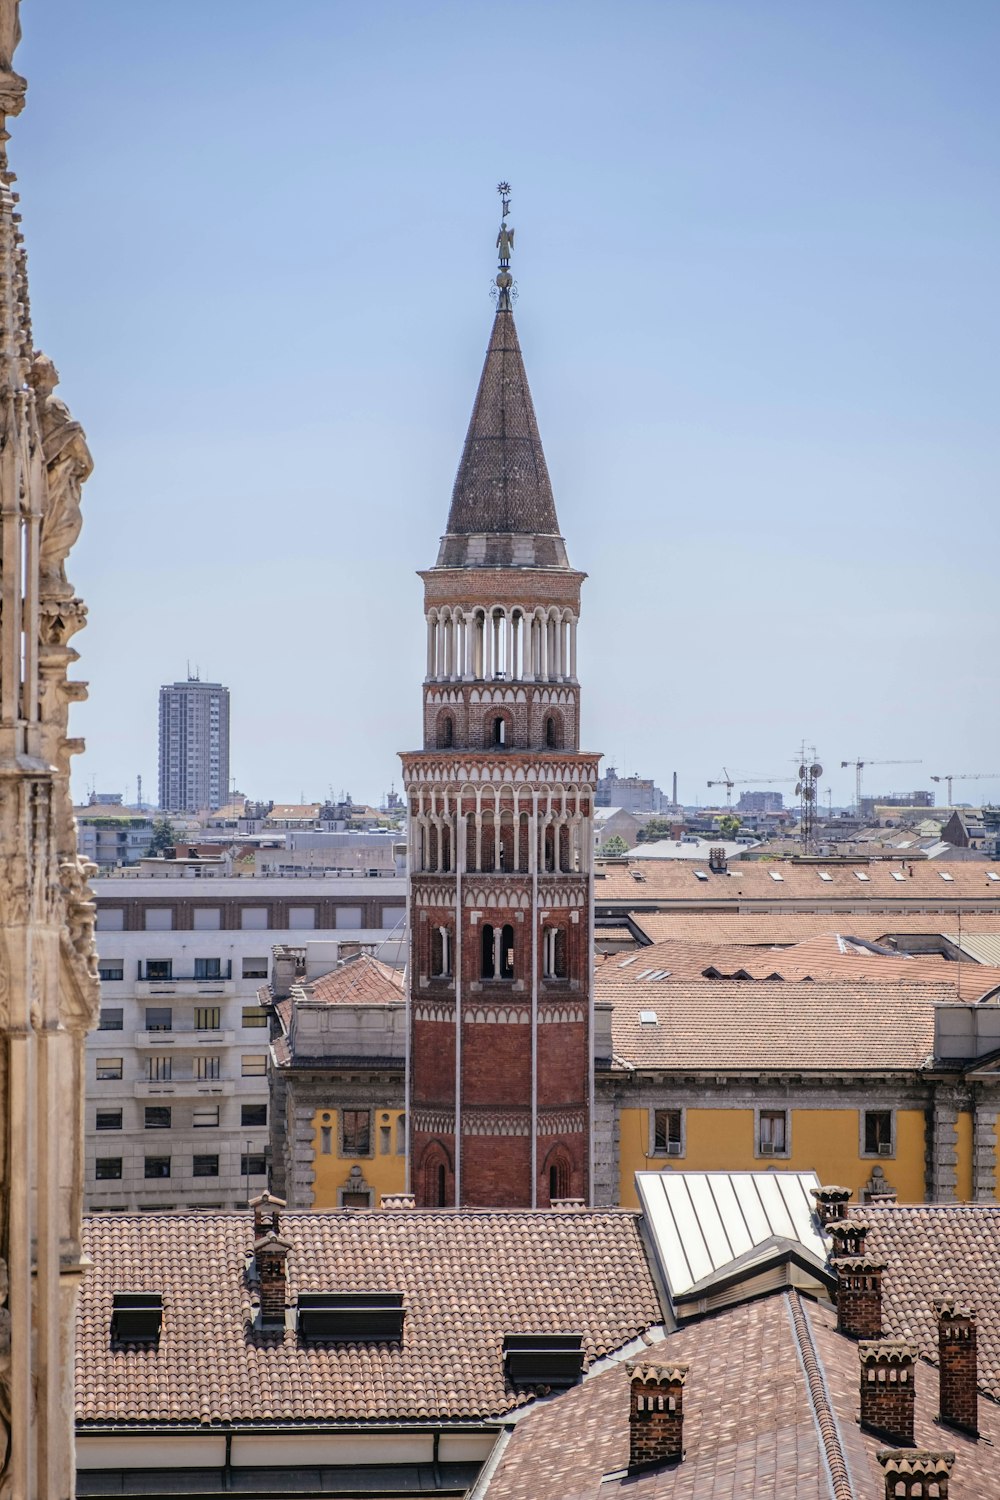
495,181,514,310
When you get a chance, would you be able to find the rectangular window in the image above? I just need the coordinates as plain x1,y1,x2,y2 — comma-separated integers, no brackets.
146,1057,172,1082
145,960,172,981
195,1056,221,1081
144,1156,171,1179
341,1108,371,1156
288,906,316,930
95,1158,123,1180
863,1110,894,1157
380,906,406,929
240,907,268,930
96,1109,122,1132
192,907,221,930
380,1124,391,1155
192,1155,219,1177
653,1109,683,1156
194,1007,221,1031
192,1105,220,1128
96,1057,123,1081
241,1055,267,1078
758,1110,788,1156
241,1104,267,1128
144,1106,171,1130
98,1008,124,1031
334,906,363,929
96,907,125,932
194,957,222,979
396,1113,406,1154
98,961,124,982
144,908,173,931
242,956,268,979
241,1152,267,1177
241,1005,267,1029
145,1006,172,1032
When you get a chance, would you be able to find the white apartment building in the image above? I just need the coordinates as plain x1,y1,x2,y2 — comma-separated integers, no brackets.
86,875,407,1212
158,676,231,813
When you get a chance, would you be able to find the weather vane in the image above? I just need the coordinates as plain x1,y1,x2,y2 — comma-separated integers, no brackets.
492,181,516,309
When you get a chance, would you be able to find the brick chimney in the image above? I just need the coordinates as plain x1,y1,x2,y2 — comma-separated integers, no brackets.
828,1219,868,1259
835,1256,885,1339
255,1229,290,1326
859,1342,917,1446
251,1189,285,1238
811,1185,852,1226
626,1363,688,1471
935,1300,978,1436
876,1451,955,1499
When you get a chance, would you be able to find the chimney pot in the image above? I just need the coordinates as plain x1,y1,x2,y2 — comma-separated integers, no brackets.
828,1219,869,1259
250,1189,285,1239
254,1228,290,1327
626,1362,688,1472
811,1185,852,1226
934,1299,978,1436
876,1451,955,1500
859,1342,917,1447
835,1256,885,1340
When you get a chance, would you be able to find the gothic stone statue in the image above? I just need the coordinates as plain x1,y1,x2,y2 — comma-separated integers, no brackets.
31,354,93,600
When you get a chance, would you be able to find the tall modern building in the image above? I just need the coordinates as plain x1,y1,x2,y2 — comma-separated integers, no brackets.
401,196,599,1208
158,675,230,812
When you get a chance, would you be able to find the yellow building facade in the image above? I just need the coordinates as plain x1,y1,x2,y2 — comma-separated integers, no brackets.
308,1107,407,1209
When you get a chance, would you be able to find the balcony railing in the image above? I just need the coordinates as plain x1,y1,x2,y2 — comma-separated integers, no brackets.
134,1030,235,1049
133,1080,236,1099
137,961,233,981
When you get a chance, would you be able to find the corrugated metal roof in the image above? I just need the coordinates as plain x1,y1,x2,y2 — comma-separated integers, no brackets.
636,1170,825,1300
944,932,1000,966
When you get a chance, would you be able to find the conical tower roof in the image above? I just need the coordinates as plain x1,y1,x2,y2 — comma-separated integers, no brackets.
435,305,570,570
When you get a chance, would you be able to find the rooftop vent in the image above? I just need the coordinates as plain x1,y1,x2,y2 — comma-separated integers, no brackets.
503,1331,585,1388
297,1290,404,1343
111,1291,163,1343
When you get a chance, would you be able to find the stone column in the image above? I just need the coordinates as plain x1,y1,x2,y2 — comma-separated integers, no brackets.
972,1100,997,1202
930,1092,960,1202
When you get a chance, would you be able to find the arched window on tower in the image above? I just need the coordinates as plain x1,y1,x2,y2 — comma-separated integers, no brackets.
431,925,453,978
544,824,556,873
492,715,506,746
421,1143,451,1208
481,923,495,979
545,1148,572,1204
545,716,557,748
437,714,454,749
499,923,515,979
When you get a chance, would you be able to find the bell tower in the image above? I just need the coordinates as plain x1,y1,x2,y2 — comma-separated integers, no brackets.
402,188,599,1208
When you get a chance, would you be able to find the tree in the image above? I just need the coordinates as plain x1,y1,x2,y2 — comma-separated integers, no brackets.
600,834,630,857
147,819,176,855
717,814,742,839
636,817,673,844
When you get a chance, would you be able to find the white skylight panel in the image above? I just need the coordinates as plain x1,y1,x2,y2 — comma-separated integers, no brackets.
769,870,784,882
939,870,955,881
818,871,833,882
854,871,870,881
639,1010,658,1025
988,872,1000,882
891,871,906,882
693,870,708,882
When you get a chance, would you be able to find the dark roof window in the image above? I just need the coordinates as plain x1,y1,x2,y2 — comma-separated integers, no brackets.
503,1331,585,1388
111,1292,163,1343
297,1290,404,1343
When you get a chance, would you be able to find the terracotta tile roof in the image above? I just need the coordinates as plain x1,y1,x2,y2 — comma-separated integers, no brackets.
76,1209,661,1429
858,1204,1000,1402
631,912,1000,945
605,979,950,1071
302,954,405,1006
595,857,1000,907
483,1292,1000,1499
600,936,1000,995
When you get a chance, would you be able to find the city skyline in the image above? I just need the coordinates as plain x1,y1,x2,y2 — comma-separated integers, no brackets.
16,1,999,809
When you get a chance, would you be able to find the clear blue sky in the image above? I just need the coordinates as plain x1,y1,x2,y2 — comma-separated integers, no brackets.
16,0,1000,810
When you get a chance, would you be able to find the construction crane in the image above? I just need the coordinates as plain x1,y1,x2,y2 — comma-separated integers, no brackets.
930,772,1000,806
840,758,921,818
707,769,796,809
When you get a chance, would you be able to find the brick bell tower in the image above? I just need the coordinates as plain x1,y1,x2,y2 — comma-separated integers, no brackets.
401,187,599,1209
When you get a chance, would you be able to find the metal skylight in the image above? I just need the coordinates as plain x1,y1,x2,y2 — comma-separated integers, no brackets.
768,870,784,881
891,871,906,882
638,1010,658,1025
939,871,955,882
854,871,870,881
693,870,708,881
818,871,833,882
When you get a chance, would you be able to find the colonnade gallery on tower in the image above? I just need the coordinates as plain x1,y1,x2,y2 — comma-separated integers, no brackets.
401,196,599,1209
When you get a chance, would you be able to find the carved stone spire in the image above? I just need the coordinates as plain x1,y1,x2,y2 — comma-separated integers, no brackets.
0,4,98,1494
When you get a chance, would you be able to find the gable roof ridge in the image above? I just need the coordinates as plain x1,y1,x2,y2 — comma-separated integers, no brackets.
786,1291,858,1500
